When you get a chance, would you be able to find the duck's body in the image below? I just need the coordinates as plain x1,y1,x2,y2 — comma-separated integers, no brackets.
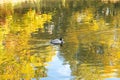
50,38,64,45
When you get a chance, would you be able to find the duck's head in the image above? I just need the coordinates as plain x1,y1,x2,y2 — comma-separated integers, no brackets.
59,37,64,46
59,37,63,41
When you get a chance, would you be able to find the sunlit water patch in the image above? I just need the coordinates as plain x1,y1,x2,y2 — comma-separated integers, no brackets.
105,78,120,80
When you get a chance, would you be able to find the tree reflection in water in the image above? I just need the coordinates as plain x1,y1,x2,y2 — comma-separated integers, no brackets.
1,0,120,80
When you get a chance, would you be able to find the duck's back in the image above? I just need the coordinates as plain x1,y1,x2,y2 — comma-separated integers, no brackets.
50,39,62,44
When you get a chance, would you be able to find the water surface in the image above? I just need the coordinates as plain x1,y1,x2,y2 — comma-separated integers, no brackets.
1,0,120,80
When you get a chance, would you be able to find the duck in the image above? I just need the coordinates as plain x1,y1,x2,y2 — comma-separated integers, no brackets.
50,37,64,46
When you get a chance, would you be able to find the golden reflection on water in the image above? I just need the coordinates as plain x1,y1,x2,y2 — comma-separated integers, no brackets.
1,0,120,80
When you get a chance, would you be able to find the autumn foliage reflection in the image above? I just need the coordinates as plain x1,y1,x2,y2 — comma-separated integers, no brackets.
0,5,54,79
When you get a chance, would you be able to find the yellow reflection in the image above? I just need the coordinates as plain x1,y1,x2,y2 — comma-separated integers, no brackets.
0,7,54,79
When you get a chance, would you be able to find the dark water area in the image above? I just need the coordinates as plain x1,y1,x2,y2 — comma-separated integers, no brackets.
1,0,120,80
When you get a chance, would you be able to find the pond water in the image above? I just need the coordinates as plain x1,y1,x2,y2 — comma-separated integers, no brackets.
1,0,120,80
